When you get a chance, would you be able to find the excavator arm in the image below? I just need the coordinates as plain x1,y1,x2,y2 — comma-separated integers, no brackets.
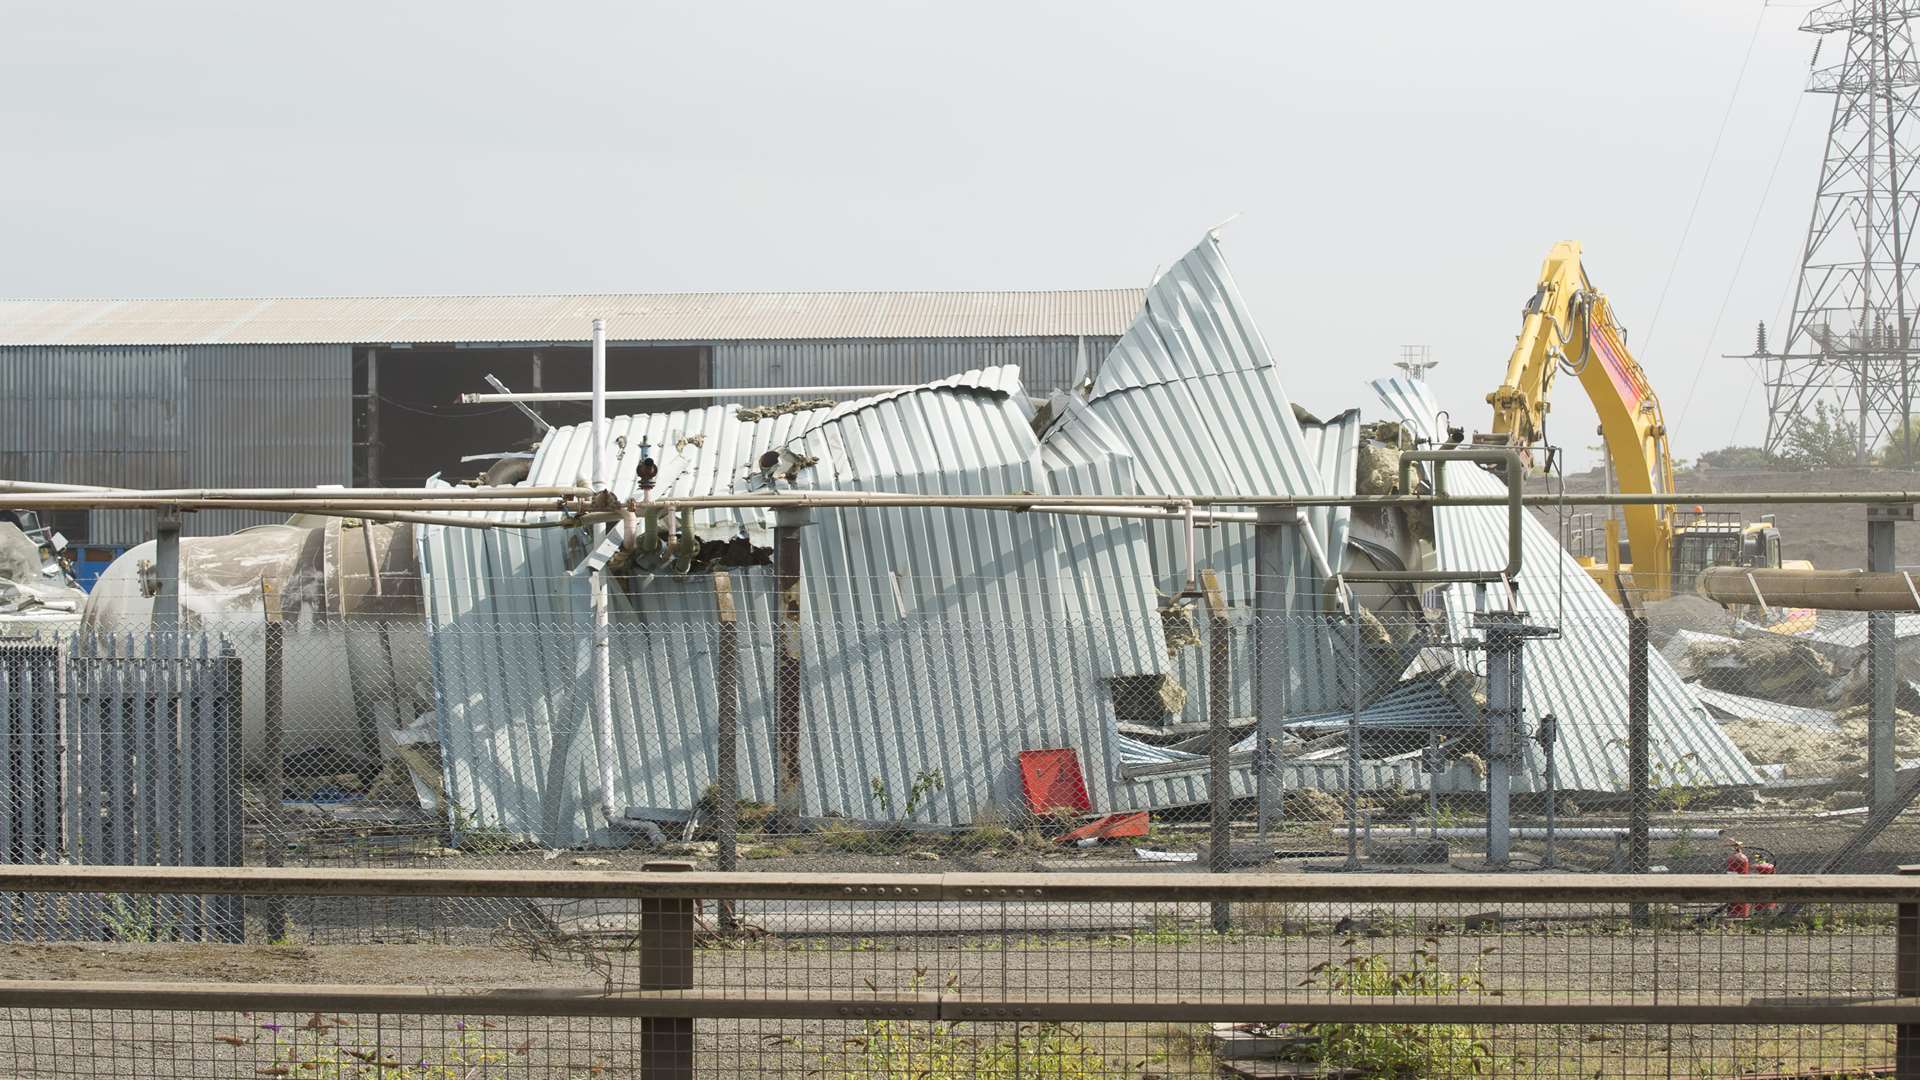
1485,241,1677,597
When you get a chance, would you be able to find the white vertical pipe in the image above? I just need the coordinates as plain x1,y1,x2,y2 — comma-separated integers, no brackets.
590,318,608,491
592,573,615,826
589,316,617,829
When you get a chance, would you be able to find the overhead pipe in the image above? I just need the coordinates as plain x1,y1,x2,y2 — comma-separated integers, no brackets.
460,384,916,404
12,483,1920,515
0,481,587,500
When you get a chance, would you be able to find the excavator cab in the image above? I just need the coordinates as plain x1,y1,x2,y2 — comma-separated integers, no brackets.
1669,510,1782,593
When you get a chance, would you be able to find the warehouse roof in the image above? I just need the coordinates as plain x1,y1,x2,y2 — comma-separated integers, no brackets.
0,288,1144,347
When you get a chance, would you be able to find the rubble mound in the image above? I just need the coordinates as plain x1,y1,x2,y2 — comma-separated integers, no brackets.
1643,594,1734,643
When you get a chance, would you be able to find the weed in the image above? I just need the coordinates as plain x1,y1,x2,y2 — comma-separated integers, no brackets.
445,802,520,855
233,1014,544,1079
102,895,173,943
829,1019,1115,1079
870,768,947,823
1291,941,1507,1078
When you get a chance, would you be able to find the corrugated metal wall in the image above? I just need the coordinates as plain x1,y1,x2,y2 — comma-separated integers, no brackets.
0,345,351,544
710,337,1115,401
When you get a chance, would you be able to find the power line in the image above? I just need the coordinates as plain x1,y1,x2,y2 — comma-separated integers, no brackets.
1677,84,1813,428
1638,2,1771,358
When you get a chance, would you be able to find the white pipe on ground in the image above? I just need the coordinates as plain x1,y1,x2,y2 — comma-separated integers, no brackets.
1369,826,1724,840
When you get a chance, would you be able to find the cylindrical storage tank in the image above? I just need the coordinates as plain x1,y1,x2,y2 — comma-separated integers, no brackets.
81,520,428,769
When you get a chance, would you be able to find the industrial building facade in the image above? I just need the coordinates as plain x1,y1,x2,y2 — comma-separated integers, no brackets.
0,290,1136,544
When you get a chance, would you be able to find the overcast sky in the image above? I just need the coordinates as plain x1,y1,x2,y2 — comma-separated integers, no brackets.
1,1,1836,468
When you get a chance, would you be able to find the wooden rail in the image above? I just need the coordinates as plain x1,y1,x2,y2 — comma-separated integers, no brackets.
4,865,1919,904
0,983,1913,1026
4,865,1918,1079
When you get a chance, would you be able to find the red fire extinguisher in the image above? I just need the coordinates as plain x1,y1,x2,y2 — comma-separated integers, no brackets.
1751,846,1777,914
1724,841,1776,919
1726,842,1752,919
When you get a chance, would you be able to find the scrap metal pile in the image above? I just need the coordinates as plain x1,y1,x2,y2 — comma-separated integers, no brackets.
410,233,1755,846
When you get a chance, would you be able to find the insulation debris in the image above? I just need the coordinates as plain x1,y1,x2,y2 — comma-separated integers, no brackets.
735,397,837,422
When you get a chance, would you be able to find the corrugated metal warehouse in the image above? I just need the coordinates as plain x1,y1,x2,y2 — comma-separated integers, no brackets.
0,289,1137,544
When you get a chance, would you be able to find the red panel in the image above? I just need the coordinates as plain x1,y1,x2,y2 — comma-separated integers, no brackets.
1057,811,1150,845
1018,748,1092,815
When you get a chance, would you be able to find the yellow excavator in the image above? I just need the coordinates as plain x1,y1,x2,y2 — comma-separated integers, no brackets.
1478,241,1784,602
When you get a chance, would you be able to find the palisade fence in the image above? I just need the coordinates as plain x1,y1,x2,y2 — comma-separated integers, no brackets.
0,635,242,942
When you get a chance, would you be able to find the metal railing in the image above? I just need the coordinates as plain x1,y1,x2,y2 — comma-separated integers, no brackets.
1,865,1918,1077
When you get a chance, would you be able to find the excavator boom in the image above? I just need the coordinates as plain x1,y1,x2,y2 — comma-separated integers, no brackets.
1485,242,1677,598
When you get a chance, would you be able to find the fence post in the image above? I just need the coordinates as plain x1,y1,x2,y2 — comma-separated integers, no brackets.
262,581,287,944
772,509,810,832
1202,569,1231,932
153,510,180,633
1628,613,1650,927
640,859,696,1080
1870,511,1899,814
1901,865,1920,1080
1252,507,1289,846
712,573,739,932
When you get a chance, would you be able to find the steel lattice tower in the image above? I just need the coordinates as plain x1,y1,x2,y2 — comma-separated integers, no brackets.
1751,0,1920,463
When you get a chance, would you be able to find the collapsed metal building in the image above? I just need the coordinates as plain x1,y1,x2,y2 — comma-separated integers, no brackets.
414,234,1758,846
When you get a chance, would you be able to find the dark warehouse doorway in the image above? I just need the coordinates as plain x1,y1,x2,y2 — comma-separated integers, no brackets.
352,344,708,487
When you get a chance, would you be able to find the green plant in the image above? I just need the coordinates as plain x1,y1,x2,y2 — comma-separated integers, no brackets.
1293,942,1505,1078
831,1019,1114,1079
445,801,519,855
102,895,172,943
870,768,946,820
224,1013,544,1079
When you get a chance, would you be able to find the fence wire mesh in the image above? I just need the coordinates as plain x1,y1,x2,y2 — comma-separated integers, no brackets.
6,570,1920,1076
6,582,1914,886
0,876,1912,1078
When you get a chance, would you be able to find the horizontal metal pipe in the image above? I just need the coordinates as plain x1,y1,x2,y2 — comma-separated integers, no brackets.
638,490,1920,512
1698,566,1920,611
1024,503,1245,525
7,482,1917,516
305,509,574,530
460,384,915,404
0,496,567,512
0,981,1905,1026
0,481,587,499
3,865,1914,904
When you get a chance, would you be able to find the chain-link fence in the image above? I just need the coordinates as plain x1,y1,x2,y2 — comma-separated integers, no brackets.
8,564,1920,1076
5,573,1917,911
